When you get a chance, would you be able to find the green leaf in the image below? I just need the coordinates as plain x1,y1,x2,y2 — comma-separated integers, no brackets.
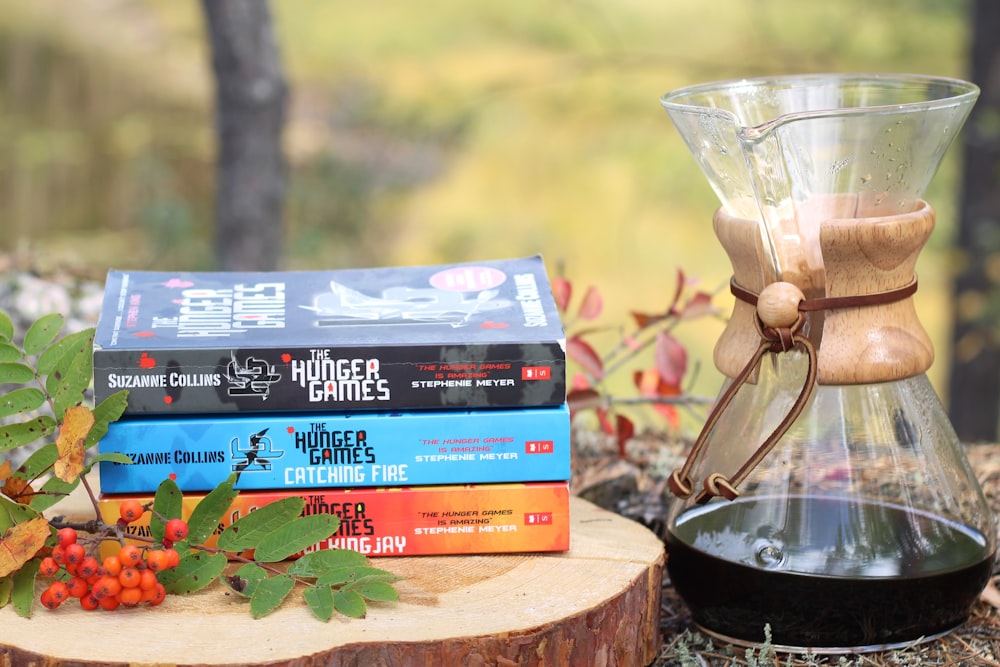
186,475,239,545
286,548,368,577
46,331,94,420
0,362,35,384
252,514,341,563
0,416,57,452
84,390,130,449
88,452,133,467
0,312,13,342
14,443,57,479
10,558,40,618
316,566,401,588
152,478,184,544
36,329,92,376
29,474,80,512
0,342,21,362
221,563,268,598
217,496,305,552
158,551,228,594
23,314,64,356
351,581,399,603
0,496,41,532
303,583,334,621
333,588,367,619
249,574,295,619
0,387,46,419
0,576,10,608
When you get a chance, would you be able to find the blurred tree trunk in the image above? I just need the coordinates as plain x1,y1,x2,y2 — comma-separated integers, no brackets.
201,0,288,271
947,0,1000,442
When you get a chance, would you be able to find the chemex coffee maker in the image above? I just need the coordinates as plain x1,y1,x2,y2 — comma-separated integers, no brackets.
659,73,996,652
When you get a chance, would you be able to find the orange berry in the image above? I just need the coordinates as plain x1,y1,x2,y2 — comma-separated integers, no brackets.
51,544,66,564
149,583,167,606
63,543,86,566
98,594,120,611
47,581,69,604
117,544,143,568
40,588,59,610
139,584,158,603
39,556,60,577
138,568,158,591
78,556,100,579
102,555,123,576
164,518,189,542
93,575,121,600
56,527,77,547
65,577,89,598
118,586,143,607
119,566,141,589
80,593,101,611
145,550,169,573
119,500,144,523
163,548,181,569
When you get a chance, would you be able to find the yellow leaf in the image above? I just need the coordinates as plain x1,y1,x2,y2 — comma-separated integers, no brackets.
0,460,11,486
1,476,32,505
54,406,94,483
0,517,49,577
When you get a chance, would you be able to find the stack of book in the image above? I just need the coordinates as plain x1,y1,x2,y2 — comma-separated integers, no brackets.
92,256,571,557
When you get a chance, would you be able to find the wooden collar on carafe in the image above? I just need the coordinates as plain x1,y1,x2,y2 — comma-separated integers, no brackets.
667,276,919,505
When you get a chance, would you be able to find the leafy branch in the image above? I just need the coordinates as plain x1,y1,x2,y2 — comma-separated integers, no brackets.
0,311,398,621
554,269,721,456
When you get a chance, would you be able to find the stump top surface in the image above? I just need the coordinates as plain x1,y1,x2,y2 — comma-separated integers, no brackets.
0,494,665,667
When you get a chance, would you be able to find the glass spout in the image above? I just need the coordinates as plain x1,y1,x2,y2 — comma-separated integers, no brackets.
660,73,979,287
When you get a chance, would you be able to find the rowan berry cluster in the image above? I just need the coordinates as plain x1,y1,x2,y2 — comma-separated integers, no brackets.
38,501,189,611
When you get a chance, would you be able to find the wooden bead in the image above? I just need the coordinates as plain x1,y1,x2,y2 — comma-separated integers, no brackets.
757,282,804,328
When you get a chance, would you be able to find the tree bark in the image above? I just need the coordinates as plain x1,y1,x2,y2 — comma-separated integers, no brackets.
947,0,1000,442
201,0,288,271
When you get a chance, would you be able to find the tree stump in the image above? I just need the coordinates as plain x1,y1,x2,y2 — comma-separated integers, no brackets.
0,492,665,666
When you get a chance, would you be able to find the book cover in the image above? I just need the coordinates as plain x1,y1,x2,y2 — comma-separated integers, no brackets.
93,256,566,415
99,481,571,557
98,405,571,493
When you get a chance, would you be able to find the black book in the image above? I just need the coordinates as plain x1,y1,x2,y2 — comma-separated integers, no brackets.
93,256,566,415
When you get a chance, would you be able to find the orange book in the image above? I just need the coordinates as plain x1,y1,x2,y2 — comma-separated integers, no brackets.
99,482,570,559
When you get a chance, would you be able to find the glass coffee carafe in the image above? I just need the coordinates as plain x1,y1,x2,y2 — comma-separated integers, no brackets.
659,74,996,652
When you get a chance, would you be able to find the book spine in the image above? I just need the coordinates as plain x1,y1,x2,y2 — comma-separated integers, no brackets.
94,342,566,415
99,482,570,557
98,405,571,493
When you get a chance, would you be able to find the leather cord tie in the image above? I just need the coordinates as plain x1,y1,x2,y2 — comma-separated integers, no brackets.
667,276,919,505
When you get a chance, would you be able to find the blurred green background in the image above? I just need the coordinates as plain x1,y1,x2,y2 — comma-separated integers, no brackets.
0,0,972,423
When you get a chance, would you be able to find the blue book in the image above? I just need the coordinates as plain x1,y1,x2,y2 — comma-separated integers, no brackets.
98,404,570,493
92,256,566,415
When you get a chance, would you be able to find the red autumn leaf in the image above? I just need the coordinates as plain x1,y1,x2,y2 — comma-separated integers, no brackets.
655,331,688,387
615,414,635,457
0,517,49,577
551,277,572,313
681,290,718,320
595,406,615,435
567,335,604,380
570,372,593,391
653,402,681,431
577,286,603,320
666,268,687,315
630,310,662,329
567,387,603,414
633,367,661,396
